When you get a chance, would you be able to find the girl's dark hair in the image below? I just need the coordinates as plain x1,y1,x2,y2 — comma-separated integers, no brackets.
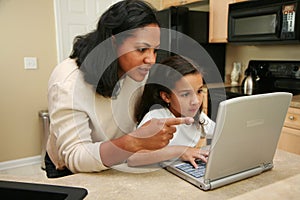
69,0,159,97
135,55,203,124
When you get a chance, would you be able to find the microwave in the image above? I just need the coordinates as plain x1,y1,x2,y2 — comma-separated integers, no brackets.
228,0,300,44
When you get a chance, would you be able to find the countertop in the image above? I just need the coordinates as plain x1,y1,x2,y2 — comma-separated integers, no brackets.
291,94,300,108
1,149,300,200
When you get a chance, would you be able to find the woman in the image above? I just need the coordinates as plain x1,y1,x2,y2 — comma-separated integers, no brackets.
128,55,215,168
45,0,193,178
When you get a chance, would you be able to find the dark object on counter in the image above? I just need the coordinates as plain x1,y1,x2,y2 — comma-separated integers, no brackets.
45,152,73,178
0,180,87,200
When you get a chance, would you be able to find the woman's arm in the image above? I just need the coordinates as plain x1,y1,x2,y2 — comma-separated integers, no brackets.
100,117,194,167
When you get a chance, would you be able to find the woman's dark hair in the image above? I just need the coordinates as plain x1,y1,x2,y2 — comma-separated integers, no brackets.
135,55,204,124
69,0,159,97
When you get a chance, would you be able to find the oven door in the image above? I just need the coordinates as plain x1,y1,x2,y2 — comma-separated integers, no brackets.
228,2,282,43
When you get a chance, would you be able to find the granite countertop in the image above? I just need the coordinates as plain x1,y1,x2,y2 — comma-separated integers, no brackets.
1,150,300,200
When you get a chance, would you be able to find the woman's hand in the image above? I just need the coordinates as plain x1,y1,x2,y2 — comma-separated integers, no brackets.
180,147,209,168
132,117,194,152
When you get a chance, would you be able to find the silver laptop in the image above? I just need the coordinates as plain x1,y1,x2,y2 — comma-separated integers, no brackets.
163,92,292,190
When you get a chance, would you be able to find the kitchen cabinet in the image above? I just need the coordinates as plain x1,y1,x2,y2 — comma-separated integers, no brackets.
146,0,162,10
278,106,300,155
202,87,208,115
162,0,204,9
209,0,248,43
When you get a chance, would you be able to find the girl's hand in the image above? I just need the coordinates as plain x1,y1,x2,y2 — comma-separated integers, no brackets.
180,147,209,168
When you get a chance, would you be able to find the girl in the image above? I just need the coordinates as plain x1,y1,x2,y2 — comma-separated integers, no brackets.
128,55,215,168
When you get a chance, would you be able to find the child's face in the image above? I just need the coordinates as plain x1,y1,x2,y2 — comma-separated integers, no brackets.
166,73,204,118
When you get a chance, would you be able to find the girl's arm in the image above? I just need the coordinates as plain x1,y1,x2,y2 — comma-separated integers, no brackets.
127,145,209,168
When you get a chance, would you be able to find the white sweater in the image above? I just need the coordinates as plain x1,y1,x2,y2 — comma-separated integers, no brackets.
47,59,145,172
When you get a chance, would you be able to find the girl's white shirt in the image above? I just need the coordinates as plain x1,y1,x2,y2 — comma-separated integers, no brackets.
138,108,215,147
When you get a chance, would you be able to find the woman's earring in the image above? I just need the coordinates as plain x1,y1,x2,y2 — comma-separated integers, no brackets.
167,103,170,107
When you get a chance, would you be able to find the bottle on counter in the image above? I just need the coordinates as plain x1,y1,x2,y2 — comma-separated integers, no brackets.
231,62,241,86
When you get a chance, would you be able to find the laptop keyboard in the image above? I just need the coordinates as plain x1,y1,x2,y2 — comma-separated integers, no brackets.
174,160,206,178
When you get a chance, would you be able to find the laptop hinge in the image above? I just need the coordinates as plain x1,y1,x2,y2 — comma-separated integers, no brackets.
263,162,274,170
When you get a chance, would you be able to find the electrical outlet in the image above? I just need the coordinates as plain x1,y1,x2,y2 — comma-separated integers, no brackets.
24,57,38,69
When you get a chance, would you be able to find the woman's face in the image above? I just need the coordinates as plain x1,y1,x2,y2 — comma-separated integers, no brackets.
164,73,204,118
116,23,160,82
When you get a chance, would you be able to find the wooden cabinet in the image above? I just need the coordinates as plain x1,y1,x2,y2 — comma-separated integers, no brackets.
145,0,162,10
278,107,300,155
162,0,204,9
209,0,248,43
202,87,208,115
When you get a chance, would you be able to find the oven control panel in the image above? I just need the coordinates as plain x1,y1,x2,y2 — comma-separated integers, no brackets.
268,63,300,78
246,60,300,92
248,60,300,79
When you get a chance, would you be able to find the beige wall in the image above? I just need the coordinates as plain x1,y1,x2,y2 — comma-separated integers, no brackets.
225,44,300,84
0,0,57,162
